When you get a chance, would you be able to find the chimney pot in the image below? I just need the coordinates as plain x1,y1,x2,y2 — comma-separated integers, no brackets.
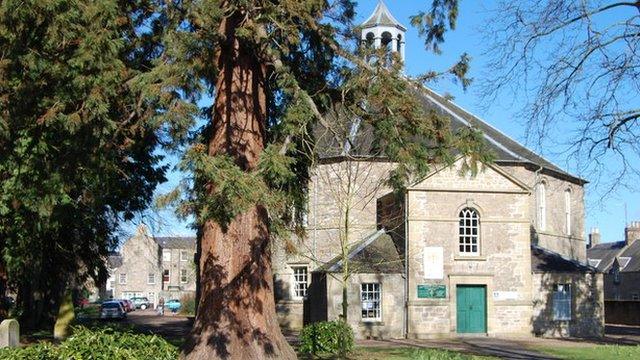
625,220,640,246
589,227,601,249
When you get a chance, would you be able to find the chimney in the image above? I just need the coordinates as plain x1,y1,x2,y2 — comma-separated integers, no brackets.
625,221,640,246
588,228,600,249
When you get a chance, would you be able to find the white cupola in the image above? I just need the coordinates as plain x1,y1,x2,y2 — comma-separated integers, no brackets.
360,0,407,63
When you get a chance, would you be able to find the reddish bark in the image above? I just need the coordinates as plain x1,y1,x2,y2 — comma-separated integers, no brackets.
181,7,296,360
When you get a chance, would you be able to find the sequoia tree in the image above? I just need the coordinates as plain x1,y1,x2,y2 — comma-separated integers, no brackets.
153,1,493,359
0,0,191,327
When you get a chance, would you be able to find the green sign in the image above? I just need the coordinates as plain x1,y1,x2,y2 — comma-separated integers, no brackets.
417,285,446,299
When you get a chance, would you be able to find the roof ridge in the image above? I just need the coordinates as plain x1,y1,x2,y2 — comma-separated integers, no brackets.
416,85,582,181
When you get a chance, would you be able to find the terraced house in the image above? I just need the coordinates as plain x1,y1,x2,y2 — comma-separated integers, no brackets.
273,1,603,340
107,226,197,307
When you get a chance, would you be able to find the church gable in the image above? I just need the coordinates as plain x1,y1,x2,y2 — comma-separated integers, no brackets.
410,158,530,193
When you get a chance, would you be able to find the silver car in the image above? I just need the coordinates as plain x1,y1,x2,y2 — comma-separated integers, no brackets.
100,301,127,320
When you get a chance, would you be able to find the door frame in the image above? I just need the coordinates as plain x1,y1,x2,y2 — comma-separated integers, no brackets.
456,285,487,333
449,275,493,335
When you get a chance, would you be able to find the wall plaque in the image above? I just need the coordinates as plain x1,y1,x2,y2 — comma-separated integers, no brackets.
492,291,518,301
423,247,444,279
417,284,446,299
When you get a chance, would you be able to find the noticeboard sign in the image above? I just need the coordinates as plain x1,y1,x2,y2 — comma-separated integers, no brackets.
417,284,446,299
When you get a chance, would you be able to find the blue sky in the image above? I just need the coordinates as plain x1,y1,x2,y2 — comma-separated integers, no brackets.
124,0,639,244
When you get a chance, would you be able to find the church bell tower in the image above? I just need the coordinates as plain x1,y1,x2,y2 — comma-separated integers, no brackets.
360,0,407,64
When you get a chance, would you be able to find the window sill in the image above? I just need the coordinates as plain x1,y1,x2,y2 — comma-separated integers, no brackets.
454,256,487,261
360,320,384,325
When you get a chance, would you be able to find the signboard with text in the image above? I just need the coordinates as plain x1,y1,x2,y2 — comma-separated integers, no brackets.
417,284,446,299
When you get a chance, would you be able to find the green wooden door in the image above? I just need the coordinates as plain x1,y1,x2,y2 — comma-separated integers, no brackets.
456,285,487,333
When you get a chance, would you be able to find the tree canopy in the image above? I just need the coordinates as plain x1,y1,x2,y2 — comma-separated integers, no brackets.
0,0,190,325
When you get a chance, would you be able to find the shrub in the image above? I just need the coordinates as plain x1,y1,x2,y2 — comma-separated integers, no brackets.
299,320,354,357
0,325,179,360
179,293,196,316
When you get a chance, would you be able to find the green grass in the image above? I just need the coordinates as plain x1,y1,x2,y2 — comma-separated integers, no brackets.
302,346,496,359
537,344,640,360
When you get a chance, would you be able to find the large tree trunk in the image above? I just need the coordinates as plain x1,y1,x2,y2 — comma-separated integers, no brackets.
181,8,296,360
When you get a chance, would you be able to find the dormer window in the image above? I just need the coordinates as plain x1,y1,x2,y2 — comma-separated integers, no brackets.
618,257,631,269
459,208,480,256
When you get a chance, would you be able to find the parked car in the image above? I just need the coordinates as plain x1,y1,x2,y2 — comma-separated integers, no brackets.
130,297,151,310
100,301,127,320
122,299,135,312
166,299,181,313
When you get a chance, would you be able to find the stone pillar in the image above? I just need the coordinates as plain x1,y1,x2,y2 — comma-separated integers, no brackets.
0,319,19,348
392,38,399,53
374,36,381,49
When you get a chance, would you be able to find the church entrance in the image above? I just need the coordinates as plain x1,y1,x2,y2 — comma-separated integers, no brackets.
456,285,487,333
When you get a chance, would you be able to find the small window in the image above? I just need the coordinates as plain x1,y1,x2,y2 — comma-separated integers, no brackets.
180,250,189,262
632,293,639,301
163,269,170,283
536,182,547,231
180,269,188,283
565,189,571,235
292,266,308,299
162,249,171,262
459,208,480,255
148,273,156,284
119,273,127,285
553,283,572,321
361,283,381,321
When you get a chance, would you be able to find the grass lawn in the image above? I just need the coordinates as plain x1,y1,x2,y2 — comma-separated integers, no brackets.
300,347,495,359
536,344,640,360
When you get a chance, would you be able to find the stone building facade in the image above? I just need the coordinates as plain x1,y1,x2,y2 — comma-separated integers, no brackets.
107,226,196,307
272,1,603,339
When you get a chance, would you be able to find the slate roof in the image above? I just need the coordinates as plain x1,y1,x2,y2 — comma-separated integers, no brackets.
531,245,597,273
587,241,626,272
314,86,585,185
319,229,403,274
154,236,196,249
588,240,640,273
361,1,407,31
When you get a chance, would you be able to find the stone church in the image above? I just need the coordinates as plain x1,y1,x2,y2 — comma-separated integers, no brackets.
273,1,603,339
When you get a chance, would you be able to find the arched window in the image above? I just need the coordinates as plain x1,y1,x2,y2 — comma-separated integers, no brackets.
459,208,480,255
565,189,571,236
396,34,402,52
365,32,375,47
536,182,547,231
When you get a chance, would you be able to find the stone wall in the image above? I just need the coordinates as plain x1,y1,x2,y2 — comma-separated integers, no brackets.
273,160,395,330
112,232,162,305
500,165,586,261
325,273,404,339
531,272,604,337
405,161,533,338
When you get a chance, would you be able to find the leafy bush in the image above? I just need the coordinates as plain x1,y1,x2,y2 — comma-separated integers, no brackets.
179,293,196,316
0,325,179,360
299,320,354,357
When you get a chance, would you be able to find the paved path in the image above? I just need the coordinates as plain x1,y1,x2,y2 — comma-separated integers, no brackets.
122,313,640,359
359,338,558,360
